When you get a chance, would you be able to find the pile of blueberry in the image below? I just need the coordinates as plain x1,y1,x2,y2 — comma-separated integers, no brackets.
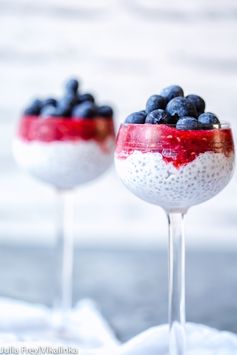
125,85,220,130
23,78,113,120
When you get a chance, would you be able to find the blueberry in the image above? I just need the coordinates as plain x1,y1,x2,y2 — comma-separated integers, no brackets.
23,99,42,115
41,95,74,116
198,112,220,129
145,109,171,124
97,105,113,118
145,95,166,113
160,85,184,102
65,78,79,94
125,111,146,124
31,99,42,108
136,109,148,116
61,92,79,108
79,93,95,104
166,97,198,119
23,106,40,115
42,97,57,107
41,105,59,117
72,102,97,119
176,117,200,130
186,94,205,115
57,101,71,117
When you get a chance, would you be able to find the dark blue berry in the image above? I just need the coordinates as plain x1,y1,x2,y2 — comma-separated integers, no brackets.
41,105,59,117
31,98,42,108
125,111,146,124
166,97,198,119
145,109,171,124
65,78,79,94
97,105,113,118
42,97,57,107
57,101,71,117
186,94,205,115
198,112,220,129
72,102,96,119
160,85,184,102
23,99,42,115
79,93,95,104
24,106,40,115
176,117,200,130
145,95,166,113
61,92,79,108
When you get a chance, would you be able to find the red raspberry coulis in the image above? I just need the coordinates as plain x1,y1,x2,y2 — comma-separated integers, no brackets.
115,124,234,168
18,116,115,144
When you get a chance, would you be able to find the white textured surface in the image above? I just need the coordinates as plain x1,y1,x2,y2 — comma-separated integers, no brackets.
115,151,235,211
13,138,114,189
103,323,237,355
1,297,237,354
0,298,118,348
1,298,237,354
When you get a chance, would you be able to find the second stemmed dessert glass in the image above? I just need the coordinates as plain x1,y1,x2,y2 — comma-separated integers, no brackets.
13,110,115,340
115,122,235,354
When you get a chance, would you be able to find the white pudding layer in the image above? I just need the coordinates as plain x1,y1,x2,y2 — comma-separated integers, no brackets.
14,138,114,189
115,151,234,212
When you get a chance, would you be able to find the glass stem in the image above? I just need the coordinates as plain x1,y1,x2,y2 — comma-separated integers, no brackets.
167,212,186,355
55,190,74,322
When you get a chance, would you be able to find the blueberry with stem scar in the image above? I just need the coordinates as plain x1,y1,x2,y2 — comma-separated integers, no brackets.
166,97,198,119
146,109,171,124
176,116,200,130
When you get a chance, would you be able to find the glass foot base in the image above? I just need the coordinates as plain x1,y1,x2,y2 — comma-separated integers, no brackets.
118,323,237,354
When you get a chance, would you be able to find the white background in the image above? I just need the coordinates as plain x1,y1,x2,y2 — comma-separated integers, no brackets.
0,0,237,248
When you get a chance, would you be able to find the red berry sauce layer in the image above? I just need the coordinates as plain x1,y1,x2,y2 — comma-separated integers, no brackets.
18,116,115,143
115,124,234,168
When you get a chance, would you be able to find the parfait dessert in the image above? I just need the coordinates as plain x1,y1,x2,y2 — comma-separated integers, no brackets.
115,85,235,354
12,78,115,343
14,79,114,189
115,120,234,212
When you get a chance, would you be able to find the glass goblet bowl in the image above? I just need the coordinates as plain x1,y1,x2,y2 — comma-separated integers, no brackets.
13,115,115,190
115,123,235,212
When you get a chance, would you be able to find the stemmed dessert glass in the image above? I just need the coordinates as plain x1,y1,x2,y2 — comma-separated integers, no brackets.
13,113,115,340
115,122,235,354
